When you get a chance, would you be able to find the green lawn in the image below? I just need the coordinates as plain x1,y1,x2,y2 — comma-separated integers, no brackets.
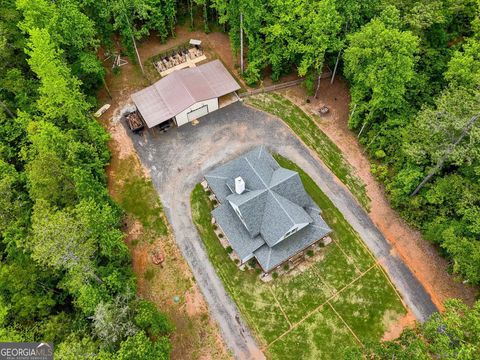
190,155,405,359
245,92,370,210
111,155,168,236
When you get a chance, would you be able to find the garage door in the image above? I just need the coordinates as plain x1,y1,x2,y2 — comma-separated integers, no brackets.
187,105,209,121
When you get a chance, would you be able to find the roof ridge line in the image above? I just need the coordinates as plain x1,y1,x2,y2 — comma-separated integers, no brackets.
244,156,296,227
269,168,298,187
153,73,179,116
177,71,198,106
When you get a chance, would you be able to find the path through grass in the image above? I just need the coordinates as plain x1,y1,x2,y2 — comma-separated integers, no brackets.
245,92,370,210
191,155,405,359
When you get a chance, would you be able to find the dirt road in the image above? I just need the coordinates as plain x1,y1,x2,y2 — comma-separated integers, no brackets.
279,80,478,309
125,102,438,359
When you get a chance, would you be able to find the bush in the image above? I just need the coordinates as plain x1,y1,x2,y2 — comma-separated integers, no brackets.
112,66,121,76
272,272,279,279
374,149,386,159
283,264,290,271
248,258,256,268
371,164,389,182
307,250,314,257
206,190,211,195
134,300,173,338
212,224,218,230
234,259,240,264
218,233,223,238
226,246,233,254
303,73,316,96
255,268,262,275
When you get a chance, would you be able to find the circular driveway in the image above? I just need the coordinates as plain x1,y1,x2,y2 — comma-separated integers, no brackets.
126,101,437,359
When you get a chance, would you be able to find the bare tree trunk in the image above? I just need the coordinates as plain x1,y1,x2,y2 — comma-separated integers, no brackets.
331,50,342,84
314,75,321,99
240,13,244,73
350,103,357,119
102,77,112,99
131,34,144,75
411,114,479,196
121,0,144,75
357,120,367,138
0,98,14,119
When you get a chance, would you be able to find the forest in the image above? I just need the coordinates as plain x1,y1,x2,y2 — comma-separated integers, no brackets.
0,0,479,358
214,0,480,285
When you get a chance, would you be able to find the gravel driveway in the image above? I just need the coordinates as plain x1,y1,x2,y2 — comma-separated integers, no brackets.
125,102,438,359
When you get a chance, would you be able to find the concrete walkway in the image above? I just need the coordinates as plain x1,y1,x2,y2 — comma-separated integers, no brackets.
125,102,438,360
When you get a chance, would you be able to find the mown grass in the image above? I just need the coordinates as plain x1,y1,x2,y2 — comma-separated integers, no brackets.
245,92,370,210
190,155,405,359
111,155,168,235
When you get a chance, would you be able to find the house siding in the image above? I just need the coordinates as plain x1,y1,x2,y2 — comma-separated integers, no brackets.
175,98,218,126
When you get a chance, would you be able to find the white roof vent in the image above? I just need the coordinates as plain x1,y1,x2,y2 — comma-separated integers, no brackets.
235,177,245,194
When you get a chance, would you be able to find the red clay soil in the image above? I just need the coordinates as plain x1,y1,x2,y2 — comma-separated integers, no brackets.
96,27,477,344
382,310,416,342
97,28,233,359
279,79,478,311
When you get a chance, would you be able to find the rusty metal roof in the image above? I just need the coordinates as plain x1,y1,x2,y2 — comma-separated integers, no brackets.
131,60,241,128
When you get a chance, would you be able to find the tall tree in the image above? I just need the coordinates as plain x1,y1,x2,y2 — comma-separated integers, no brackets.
344,6,419,130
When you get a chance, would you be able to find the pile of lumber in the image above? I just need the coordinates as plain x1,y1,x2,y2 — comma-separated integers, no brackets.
126,112,143,132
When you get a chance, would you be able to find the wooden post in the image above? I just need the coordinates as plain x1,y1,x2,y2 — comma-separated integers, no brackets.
331,50,341,84
240,13,244,74
411,114,479,196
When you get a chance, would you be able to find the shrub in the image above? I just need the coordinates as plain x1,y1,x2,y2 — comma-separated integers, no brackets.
206,190,211,195
283,264,290,271
248,258,256,268
212,224,218,230
226,246,233,254
307,250,314,257
374,149,386,159
218,233,223,238
255,268,262,275
272,272,279,279
134,300,173,337
234,259,240,264
371,164,389,182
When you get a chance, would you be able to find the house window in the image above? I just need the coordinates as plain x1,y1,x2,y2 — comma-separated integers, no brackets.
284,226,298,239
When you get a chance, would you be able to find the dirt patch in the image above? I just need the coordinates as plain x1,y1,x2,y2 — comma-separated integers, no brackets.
382,310,416,341
278,79,478,310
98,29,232,359
184,285,208,317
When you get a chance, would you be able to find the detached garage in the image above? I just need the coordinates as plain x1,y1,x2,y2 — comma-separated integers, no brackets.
131,60,241,129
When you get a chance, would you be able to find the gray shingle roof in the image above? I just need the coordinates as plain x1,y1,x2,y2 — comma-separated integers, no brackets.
254,207,331,271
206,146,332,272
212,204,265,261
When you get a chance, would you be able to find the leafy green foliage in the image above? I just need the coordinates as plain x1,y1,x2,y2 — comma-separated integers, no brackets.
342,3,480,285
0,1,172,357
344,7,419,129
134,300,173,338
353,299,480,359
